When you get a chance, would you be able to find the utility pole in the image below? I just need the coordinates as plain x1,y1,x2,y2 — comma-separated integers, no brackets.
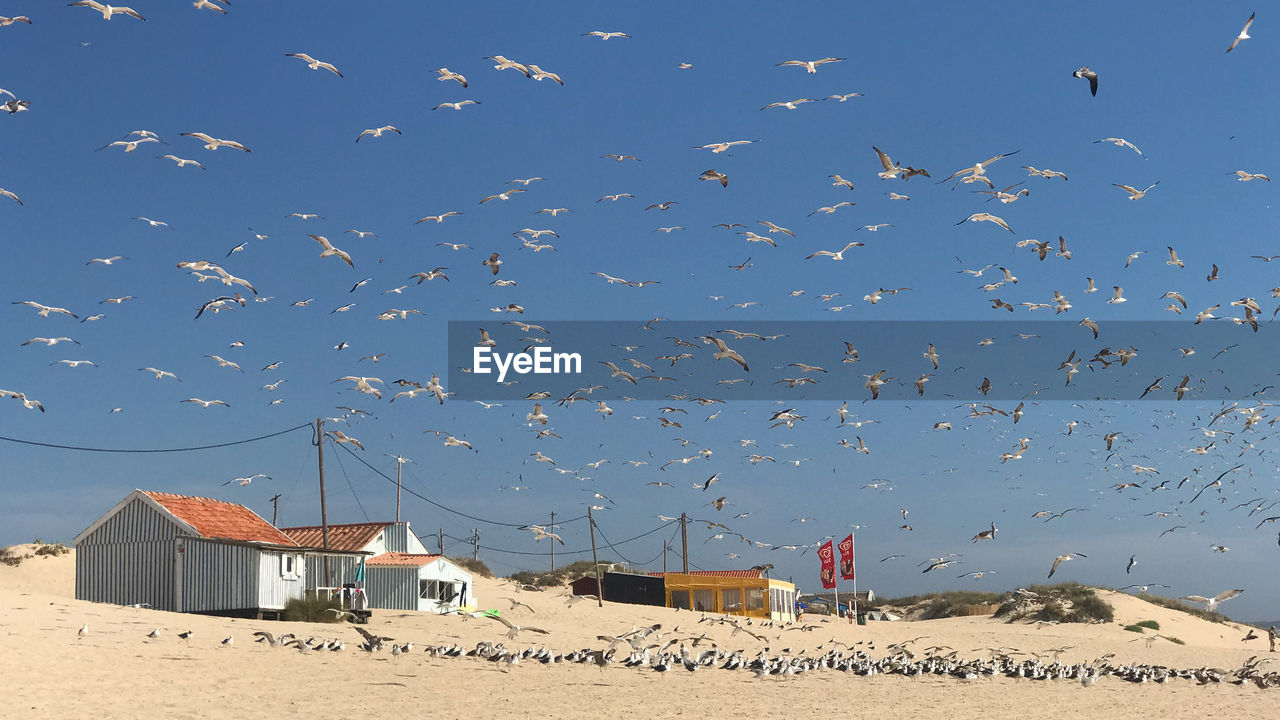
472,529,479,562
438,528,444,555
549,511,556,572
316,418,331,587
663,541,668,574
394,456,403,523
587,506,603,607
680,513,689,573
268,494,281,526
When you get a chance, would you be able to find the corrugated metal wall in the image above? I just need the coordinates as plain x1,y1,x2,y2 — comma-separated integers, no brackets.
177,537,260,613
364,566,417,610
75,495,182,609
302,553,362,590
256,550,305,610
76,540,176,610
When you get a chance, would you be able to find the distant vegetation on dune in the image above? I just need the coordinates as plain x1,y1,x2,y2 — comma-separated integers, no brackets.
508,560,618,588
877,584,1115,623
877,590,1004,620
0,540,71,567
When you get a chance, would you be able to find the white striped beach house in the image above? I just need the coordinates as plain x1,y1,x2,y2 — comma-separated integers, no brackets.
73,490,367,619
280,521,476,613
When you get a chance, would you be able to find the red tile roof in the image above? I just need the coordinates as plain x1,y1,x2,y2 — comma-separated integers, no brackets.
279,522,388,551
142,491,298,546
366,552,442,567
648,570,763,579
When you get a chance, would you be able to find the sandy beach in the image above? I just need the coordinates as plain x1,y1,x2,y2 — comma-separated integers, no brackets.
2,546,1274,720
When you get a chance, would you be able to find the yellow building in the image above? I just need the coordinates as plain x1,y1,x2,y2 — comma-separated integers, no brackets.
651,571,797,622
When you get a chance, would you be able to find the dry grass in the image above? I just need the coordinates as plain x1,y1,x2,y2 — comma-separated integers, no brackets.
283,595,342,623
995,583,1114,623
1136,592,1229,624
878,590,1004,620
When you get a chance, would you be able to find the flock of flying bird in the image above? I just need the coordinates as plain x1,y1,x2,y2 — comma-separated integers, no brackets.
2,6,1278,615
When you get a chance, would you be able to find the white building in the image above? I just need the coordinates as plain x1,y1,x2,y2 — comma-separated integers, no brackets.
74,490,326,619
280,521,475,612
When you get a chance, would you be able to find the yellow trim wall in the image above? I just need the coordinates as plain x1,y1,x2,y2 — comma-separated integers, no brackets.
660,574,797,622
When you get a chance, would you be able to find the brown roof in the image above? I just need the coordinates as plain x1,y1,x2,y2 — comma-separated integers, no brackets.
279,522,388,552
366,552,442,567
142,491,299,546
647,570,763,579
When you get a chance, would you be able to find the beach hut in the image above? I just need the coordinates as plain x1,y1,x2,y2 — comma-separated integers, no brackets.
569,572,666,606
649,570,797,622
278,521,472,611
360,553,475,612
73,490,358,619
279,520,432,599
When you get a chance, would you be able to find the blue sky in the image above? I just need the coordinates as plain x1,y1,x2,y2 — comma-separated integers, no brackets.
2,3,1278,620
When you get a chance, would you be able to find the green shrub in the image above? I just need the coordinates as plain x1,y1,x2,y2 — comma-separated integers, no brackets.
283,595,342,623
0,548,20,567
877,590,1004,620
509,559,611,588
996,583,1114,624
1136,619,1159,630
1123,624,1146,633
34,542,70,557
449,556,493,578
1164,635,1186,645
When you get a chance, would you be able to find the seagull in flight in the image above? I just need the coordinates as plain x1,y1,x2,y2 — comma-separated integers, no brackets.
285,52,343,77
776,57,846,73
1226,12,1255,53
68,1,146,21
1113,181,1159,200
1071,67,1098,96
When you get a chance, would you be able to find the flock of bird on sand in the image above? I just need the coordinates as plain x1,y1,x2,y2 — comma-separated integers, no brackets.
67,583,1280,690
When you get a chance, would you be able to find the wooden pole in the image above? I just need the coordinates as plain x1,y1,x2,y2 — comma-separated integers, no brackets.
472,529,479,562
549,511,556,572
438,528,444,555
587,506,603,607
268,494,281,526
680,513,689,573
395,457,402,523
663,541,668,574
316,418,331,587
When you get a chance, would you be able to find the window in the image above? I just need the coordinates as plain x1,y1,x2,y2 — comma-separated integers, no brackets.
693,589,714,612
439,581,458,604
281,554,298,580
419,580,439,600
745,588,764,611
721,588,742,613
670,590,690,610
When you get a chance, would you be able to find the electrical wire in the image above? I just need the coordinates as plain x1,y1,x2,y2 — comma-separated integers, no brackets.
477,519,677,557
333,440,588,529
0,422,313,453
327,437,370,522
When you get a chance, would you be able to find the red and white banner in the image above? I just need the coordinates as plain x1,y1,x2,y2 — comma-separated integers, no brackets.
817,539,836,589
838,534,855,580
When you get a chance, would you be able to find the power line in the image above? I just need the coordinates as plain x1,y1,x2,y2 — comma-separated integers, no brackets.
327,437,370,522
333,440,587,529
592,518,639,565
0,422,313,453
476,520,678,557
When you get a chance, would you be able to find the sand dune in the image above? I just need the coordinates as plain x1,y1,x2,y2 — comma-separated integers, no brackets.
2,548,1274,719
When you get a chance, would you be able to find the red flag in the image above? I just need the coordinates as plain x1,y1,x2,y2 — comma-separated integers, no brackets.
817,539,836,589
838,534,855,580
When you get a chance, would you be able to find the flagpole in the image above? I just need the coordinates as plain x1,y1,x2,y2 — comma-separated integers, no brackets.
832,543,841,621
851,528,858,624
